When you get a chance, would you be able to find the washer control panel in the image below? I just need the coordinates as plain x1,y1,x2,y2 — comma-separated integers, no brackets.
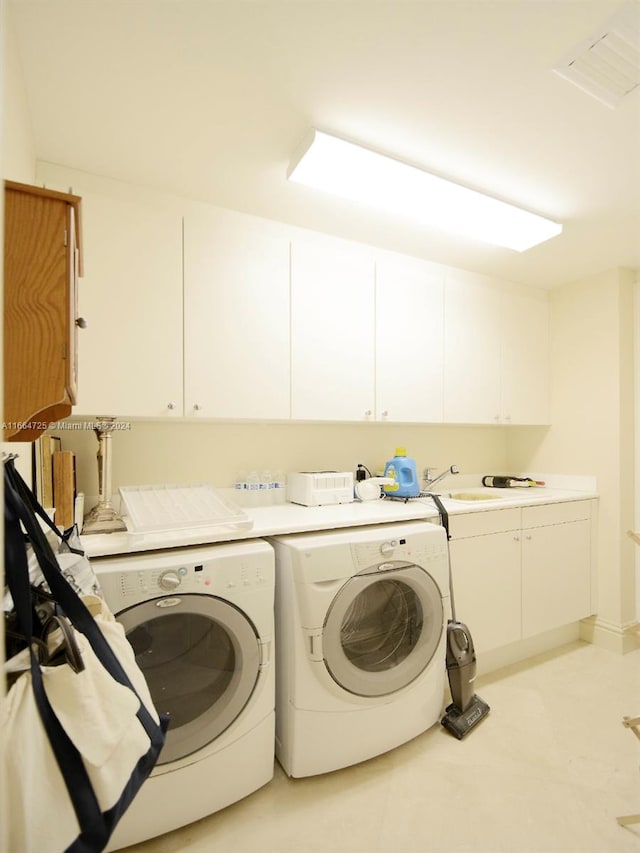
94,541,275,608
351,530,448,574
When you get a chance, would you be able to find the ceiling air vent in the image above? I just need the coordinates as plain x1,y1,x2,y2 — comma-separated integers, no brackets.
553,0,640,108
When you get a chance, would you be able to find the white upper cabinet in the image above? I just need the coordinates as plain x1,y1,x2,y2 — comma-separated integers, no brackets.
375,253,444,423
37,165,184,418
444,269,549,425
444,270,502,423
291,237,375,421
183,205,290,420
501,287,549,425
37,166,550,427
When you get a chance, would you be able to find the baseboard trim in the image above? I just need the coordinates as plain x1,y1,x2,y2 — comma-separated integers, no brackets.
477,624,580,677
580,616,640,654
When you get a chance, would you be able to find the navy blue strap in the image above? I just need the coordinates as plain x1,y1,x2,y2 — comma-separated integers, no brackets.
4,459,168,852
4,469,106,850
5,455,82,551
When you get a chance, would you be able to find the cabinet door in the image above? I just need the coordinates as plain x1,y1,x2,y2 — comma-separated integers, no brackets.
291,238,375,421
71,189,183,418
521,519,591,637
375,254,444,422
443,271,502,424
184,206,290,419
501,289,549,424
3,182,81,441
449,531,522,653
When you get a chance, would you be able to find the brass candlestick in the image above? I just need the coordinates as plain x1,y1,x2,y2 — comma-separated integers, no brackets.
82,416,127,534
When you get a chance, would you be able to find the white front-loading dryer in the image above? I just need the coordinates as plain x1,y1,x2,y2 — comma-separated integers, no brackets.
270,520,450,777
92,539,275,850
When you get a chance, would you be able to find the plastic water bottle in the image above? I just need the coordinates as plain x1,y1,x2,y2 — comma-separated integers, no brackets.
273,470,286,504
260,470,273,506
234,471,247,506
245,471,260,507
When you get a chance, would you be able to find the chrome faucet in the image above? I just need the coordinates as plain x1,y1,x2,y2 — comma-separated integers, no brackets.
422,465,460,492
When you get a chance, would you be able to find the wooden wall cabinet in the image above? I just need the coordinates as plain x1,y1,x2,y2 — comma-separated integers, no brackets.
3,180,83,441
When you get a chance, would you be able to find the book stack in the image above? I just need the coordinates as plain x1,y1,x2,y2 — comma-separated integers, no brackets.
34,435,76,529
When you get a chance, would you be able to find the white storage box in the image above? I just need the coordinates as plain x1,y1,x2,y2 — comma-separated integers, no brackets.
287,472,354,507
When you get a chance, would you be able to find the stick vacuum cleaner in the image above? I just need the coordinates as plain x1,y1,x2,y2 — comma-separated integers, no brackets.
427,493,490,739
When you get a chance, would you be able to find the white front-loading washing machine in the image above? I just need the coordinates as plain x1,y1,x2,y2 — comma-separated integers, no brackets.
270,520,449,778
92,539,275,850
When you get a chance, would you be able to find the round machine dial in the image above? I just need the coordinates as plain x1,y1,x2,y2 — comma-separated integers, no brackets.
158,570,182,591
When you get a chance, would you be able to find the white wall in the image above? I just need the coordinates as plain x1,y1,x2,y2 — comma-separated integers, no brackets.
1,2,37,849
57,419,513,500
2,1,35,183
508,267,638,651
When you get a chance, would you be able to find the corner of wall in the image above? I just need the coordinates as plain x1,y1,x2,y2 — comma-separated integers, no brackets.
580,616,640,654
2,0,36,183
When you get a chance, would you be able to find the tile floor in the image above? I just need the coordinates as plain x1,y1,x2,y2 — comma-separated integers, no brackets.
121,640,640,853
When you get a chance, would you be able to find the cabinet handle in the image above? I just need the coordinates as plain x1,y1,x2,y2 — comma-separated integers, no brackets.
167,402,176,410
525,534,532,540
193,404,202,411
364,410,372,417
514,535,520,541
75,317,88,329
381,410,389,418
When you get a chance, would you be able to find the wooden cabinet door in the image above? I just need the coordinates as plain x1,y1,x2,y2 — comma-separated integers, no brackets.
375,253,444,423
291,238,375,421
448,530,522,653
521,519,592,637
3,181,82,441
184,205,290,419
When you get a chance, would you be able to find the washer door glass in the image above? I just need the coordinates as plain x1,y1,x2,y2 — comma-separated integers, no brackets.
117,593,260,764
322,565,444,697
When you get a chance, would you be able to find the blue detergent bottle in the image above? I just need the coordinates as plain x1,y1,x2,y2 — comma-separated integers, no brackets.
383,447,420,498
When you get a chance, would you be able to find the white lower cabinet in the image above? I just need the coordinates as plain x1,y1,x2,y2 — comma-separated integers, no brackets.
521,502,592,637
448,501,593,654
449,527,522,652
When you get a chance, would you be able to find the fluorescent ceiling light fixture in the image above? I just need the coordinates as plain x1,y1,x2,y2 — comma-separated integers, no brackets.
287,130,562,252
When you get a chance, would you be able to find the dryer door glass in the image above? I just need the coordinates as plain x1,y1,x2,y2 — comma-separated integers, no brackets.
322,565,444,697
117,593,261,764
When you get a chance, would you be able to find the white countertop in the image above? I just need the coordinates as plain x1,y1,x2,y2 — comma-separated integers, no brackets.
82,482,598,559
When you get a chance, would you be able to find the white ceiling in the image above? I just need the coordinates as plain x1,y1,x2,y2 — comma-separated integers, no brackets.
7,0,640,288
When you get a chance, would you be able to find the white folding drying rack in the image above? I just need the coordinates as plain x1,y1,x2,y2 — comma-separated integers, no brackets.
119,484,253,537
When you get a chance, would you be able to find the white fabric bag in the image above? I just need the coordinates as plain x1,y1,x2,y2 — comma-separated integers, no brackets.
2,596,163,853
3,457,169,853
